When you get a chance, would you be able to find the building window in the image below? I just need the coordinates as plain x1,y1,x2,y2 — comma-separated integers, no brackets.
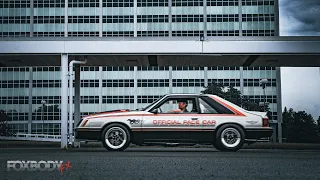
102,96,134,104
138,67,170,71
208,79,240,87
68,0,99,7
80,96,99,104
242,0,274,6
242,30,275,36
0,0,31,8
138,79,169,87
172,67,205,71
103,15,133,23
102,80,134,87
102,0,133,7
207,14,239,22
138,95,162,103
172,15,204,23
243,79,276,87
137,0,168,7
0,80,29,88
34,0,65,8
207,0,238,6
172,0,203,6
173,79,205,87
242,14,275,22
102,67,134,71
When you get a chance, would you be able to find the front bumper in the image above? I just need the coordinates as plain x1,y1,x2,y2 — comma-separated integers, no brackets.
245,128,273,140
75,128,101,141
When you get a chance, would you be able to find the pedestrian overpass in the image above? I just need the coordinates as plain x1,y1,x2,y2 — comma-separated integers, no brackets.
1,36,320,148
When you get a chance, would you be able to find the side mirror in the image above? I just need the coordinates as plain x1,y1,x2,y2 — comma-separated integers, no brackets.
151,109,158,114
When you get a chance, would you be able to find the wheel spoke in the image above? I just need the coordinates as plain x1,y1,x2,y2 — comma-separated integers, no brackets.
105,127,127,149
220,128,241,148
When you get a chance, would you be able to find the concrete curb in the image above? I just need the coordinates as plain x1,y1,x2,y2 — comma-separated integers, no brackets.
1,140,320,150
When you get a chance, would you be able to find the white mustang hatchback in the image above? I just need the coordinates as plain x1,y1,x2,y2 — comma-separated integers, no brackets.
75,94,273,151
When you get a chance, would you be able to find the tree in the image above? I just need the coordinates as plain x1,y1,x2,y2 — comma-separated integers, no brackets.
282,108,319,143
35,104,60,113
0,110,15,136
201,82,269,113
317,116,320,137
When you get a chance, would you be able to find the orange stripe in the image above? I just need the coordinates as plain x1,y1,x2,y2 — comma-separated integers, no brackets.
81,119,89,127
131,128,214,132
86,113,241,120
210,96,246,116
83,109,129,118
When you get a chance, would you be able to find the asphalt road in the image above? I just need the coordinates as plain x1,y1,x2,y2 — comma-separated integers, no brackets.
0,147,320,180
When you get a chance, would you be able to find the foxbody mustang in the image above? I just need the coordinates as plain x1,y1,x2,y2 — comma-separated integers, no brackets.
75,94,273,151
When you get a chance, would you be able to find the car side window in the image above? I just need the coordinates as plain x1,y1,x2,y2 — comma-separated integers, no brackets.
151,98,198,114
158,99,177,113
199,98,219,114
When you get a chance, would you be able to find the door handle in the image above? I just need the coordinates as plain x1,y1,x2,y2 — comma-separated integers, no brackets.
191,118,198,120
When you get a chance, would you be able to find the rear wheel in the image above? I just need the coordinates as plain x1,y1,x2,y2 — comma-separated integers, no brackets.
101,123,131,151
213,142,222,151
215,124,245,152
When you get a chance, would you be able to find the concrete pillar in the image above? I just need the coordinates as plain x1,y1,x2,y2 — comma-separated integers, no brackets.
276,67,282,143
64,0,68,37
133,0,137,37
99,0,103,37
28,67,33,134
204,67,208,87
61,54,68,149
134,66,138,109
169,66,173,93
203,0,207,37
240,67,244,94
238,0,243,36
74,65,81,132
30,0,34,37
168,0,172,37
240,67,244,108
99,66,103,112
274,0,280,36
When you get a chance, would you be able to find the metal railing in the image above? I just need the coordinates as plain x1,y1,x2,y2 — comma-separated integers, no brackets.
0,133,61,142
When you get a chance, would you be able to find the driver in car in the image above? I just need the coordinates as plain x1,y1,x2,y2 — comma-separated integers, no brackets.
169,100,188,113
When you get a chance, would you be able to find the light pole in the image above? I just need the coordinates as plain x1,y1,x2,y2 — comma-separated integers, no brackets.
259,79,268,112
41,100,46,134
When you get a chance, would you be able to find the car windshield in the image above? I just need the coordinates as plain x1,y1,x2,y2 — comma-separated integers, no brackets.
140,95,165,111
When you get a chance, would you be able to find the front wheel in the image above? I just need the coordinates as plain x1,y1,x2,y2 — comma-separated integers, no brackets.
101,123,131,151
215,124,245,152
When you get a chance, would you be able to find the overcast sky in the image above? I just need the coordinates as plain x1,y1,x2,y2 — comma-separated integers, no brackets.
279,0,320,119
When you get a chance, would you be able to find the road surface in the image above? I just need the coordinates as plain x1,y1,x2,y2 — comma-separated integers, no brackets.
0,147,320,180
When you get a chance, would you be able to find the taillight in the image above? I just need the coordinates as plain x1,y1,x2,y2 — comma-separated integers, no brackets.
262,118,269,127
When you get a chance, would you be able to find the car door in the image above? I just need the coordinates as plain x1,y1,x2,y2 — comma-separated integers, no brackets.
141,97,202,142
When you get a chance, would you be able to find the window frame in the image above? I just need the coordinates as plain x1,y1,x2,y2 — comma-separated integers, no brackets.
149,96,199,114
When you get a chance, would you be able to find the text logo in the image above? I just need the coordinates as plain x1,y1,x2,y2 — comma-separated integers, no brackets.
7,160,72,174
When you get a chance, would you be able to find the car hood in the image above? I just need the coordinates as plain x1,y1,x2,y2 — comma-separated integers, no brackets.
83,109,145,119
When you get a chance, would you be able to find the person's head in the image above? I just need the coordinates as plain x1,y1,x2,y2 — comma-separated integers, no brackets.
178,100,188,110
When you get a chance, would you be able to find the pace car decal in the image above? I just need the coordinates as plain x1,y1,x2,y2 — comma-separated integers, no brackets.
127,119,141,125
152,120,216,126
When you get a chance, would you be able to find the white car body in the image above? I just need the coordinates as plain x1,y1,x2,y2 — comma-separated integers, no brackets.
76,94,273,151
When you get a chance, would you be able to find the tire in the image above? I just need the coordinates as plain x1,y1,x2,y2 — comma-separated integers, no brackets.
215,124,245,152
212,142,222,151
101,123,131,151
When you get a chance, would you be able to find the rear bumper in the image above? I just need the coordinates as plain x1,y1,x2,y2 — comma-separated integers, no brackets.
75,128,101,141
245,128,273,140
